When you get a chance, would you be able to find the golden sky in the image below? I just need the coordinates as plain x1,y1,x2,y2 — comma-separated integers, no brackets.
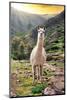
11,3,64,14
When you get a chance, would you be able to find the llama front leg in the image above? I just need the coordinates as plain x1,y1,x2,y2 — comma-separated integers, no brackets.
32,65,36,83
37,67,40,81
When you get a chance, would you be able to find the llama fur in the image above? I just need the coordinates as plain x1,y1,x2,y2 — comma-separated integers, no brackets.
30,27,46,82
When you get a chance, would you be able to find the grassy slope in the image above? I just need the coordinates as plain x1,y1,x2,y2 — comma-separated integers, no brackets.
45,19,64,54
10,59,64,97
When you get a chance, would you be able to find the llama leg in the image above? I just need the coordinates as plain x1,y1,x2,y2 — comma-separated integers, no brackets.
38,66,41,81
34,65,37,79
37,67,40,80
40,65,42,82
32,65,36,83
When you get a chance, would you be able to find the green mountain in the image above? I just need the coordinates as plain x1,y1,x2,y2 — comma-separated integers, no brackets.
11,8,65,61
10,7,55,36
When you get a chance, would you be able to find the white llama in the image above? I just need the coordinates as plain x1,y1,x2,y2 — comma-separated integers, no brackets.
30,26,46,83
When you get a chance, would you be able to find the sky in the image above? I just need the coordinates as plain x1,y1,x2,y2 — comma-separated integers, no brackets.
11,3,64,14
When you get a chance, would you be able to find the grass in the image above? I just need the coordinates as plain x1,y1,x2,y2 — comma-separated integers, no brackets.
48,60,64,68
32,83,48,94
11,60,47,96
11,58,64,97
43,69,54,77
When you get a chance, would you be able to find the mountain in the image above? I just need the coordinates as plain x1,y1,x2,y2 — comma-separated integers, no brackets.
28,11,65,54
44,11,65,53
10,7,55,36
45,11,64,28
41,14,56,19
11,9,65,61
30,11,64,38
10,8,44,35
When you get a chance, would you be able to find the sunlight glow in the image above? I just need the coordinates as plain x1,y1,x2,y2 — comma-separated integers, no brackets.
11,3,64,14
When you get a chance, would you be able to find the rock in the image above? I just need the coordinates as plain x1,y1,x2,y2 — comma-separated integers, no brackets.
25,67,28,70
53,81,64,91
48,75,64,94
46,53,64,61
43,86,56,95
11,73,17,80
16,79,20,84
11,73,18,87
10,73,18,97
29,73,32,77
23,70,33,78
43,63,56,71
10,91,16,97
10,87,17,97
54,68,64,76
23,70,32,78
19,71,23,74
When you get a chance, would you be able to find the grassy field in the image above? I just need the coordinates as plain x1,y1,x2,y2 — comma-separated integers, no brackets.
10,59,64,97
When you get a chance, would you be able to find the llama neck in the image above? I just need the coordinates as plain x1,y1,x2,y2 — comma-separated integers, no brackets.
37,37,44,52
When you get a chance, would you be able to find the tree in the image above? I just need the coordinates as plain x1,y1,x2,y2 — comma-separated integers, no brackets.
11,36,25,60
18,41,25,60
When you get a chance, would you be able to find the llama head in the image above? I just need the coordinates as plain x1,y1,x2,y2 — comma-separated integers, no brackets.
37,26,45,41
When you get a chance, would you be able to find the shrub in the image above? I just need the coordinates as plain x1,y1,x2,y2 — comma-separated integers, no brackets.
32,83,48,94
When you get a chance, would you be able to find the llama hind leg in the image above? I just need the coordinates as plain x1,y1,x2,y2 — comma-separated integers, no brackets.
40,65,43,82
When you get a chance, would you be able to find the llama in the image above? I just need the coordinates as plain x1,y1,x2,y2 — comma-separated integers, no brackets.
30,26,46,83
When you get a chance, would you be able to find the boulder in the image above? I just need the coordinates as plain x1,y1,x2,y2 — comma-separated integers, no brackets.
43,86,56,95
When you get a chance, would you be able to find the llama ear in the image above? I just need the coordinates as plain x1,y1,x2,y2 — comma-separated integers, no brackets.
41,26,45,30
44,27,46,31
37,26,40,30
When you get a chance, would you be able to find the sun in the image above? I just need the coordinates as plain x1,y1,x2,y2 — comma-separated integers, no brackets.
11,3,64,14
